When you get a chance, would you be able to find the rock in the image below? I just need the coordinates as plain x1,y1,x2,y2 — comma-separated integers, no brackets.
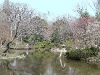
86,57,100,63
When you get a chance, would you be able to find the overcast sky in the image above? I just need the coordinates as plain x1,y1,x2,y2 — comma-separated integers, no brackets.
0,0,96,21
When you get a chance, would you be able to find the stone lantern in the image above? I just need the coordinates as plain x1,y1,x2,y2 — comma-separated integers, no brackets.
59,44,67,57
62,44,65,48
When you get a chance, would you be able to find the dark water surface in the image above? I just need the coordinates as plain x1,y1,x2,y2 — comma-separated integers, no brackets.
0,54,100,75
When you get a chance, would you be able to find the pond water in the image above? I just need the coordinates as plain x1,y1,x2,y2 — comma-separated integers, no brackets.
0,54,100,75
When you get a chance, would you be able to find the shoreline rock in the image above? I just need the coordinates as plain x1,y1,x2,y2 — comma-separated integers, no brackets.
86,57,100,63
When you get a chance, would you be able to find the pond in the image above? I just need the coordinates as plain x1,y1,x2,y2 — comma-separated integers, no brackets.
0,54,100,75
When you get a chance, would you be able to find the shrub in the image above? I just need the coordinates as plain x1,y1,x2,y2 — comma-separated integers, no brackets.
67,50,82,60
90,46,97,53
53,43,62,49
65,40,72,49
11,40,26,47
67,48,95,60
34,40,54,52
90,46,99,55
23,33,43,45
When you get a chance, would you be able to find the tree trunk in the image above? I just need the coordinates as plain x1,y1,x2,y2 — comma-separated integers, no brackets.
3,21,20,53
3,41,12,53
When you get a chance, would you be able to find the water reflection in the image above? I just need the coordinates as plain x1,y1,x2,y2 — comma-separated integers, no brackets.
0,54,100,75
10,59,17,67
23,71,32,75
44,65,56,75
59,58,66,68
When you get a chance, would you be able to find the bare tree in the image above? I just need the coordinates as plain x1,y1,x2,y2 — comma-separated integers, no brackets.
0,2,34,53
30,16,48,36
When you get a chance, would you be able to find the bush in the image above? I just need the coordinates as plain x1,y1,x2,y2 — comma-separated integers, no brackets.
90,46,99,55
23,33,43,45
67,48,95,60
34,40,54,52
65,40,72,49
11,40,26,47
67,50,82,60
53,43,62,49
90,46,97,52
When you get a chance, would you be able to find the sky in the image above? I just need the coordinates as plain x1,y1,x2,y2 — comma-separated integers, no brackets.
0,0,96,21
